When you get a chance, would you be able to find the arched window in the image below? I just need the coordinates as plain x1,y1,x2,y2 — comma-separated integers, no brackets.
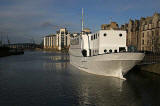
114,50,117,53
109,49,112,53
119,33,122,37
104,33,107,37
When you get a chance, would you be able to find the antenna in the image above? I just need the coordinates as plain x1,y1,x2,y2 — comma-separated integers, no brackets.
109,16,112,23
7,34,10,44
0,32,3,45
82,8,84,35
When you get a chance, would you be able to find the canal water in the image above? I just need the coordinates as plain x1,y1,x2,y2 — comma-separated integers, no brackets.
0,51,160,106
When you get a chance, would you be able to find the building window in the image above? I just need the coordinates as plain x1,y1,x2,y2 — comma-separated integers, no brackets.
66,36,67,46
152,31,154,37
109,49,112,53
142,33,144,37
104,33,107,37
114,50,117,53
61,31,64,34
96,34,97,39
58,36,59,46
119,33,122,37
94,34,95,39
142,40,144,45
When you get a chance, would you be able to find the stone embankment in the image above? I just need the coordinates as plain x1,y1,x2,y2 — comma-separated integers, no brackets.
139,63,160,74
137,53,160,75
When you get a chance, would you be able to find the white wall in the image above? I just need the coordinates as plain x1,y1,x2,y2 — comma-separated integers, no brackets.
86,30,127,55
99,30,127,54
89,32,99,56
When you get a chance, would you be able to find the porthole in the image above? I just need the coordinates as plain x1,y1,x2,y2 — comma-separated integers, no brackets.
104,49,107,53
114,50,117,53
119,33,122,37
104,33,107,37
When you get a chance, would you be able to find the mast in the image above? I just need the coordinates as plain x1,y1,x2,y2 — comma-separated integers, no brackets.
109,16,112,23
81,8,84,35
7,35,10,44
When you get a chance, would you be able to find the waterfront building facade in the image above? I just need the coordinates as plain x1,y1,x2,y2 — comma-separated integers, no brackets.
101,22,119,30
43,28,70,50
123,13,160,52
43,34,57,49
56,28,70,50
83,28,91,34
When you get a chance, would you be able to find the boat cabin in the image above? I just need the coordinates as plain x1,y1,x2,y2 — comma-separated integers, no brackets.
81,29,127,57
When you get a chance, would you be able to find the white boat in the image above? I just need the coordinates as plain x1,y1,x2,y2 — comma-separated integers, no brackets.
69,9,144,80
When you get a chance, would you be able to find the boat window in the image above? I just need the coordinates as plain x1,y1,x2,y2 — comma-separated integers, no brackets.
119,47,126,52
91,36,93,40
104,49,107,53
114,50,117,53
109,49,112,53
119,33,122,37
104,33,107,37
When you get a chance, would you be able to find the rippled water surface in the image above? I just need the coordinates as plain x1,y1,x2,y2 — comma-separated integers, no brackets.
0,51,160,106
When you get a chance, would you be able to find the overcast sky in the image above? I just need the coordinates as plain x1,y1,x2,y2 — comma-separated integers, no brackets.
0,0,160,44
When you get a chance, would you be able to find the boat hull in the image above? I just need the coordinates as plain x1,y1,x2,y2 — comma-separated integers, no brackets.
70,52,144,80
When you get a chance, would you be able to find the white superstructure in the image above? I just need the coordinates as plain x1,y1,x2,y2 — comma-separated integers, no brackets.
82,30,128,56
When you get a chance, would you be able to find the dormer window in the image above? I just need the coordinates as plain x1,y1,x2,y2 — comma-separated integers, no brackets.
104,33,107,37
119,33,122,37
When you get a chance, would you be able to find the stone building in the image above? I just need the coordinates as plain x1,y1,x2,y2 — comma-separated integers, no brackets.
101,22,119,30
140,13,160,52
83,28,91,34
127,19,140,50
43,28,70,50
123,13,160,52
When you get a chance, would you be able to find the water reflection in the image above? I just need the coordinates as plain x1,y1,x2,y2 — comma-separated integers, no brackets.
0,51,160,106
43,54,69,72
75,76,124,106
